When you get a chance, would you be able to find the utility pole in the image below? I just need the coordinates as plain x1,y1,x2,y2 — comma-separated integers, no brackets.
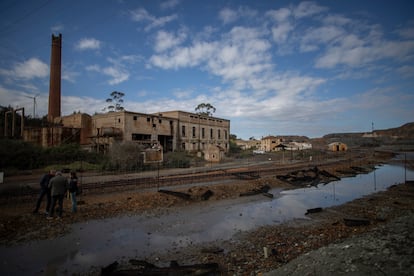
24,94,39,118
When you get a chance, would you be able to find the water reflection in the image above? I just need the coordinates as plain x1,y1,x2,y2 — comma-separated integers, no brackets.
0,164,412,274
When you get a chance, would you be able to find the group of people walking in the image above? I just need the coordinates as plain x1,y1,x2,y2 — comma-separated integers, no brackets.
33,169,79,219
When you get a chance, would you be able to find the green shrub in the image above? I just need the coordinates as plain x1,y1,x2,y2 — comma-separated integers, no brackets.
0,139,43,170
163,151,191,168
0,139,104,172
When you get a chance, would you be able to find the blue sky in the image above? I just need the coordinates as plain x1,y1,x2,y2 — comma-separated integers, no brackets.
1,0,413,139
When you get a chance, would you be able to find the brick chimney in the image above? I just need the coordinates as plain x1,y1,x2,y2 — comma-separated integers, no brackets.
48,33,62,122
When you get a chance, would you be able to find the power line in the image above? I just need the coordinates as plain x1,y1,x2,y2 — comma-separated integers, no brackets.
0,0,52,35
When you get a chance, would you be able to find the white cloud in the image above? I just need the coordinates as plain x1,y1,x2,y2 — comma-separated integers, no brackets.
103,67,129,85
150,26,275,92
293,1,327,19
61,95,106,116
300,25,345,52
0,85,49,116
219,8,238,24
86,63,129,85
218,6,257,25
397,26,414,39
207,27,273,84
173,89,192,99
120,55,142,63
398,65,414,78
130,8,177,31
136,90,148,97
86,64,100,72
62,69,78,83
0,58,49,80
75,38,101,51
85,54,138,85
150,26,275,90
154,30,187,52
266,7,295,46
266,8,291,22
150,41,216,69
315,36,414,68
51,24,64,32
160,0,180,10
271,22,294,44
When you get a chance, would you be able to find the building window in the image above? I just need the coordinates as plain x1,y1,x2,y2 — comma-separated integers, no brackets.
181,143,186,150
133,116,137,120
202,128,205,138
147,117,150,122
182,126,186,136
210,128,213,139
224,130,227,139
159,119,162,124
192,126,196,138
218,129,221,139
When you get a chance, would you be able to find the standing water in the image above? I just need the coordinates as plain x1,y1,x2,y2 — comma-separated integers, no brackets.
0,164,412,274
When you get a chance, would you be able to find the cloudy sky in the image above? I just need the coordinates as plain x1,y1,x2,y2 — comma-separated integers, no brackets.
1,0,413,139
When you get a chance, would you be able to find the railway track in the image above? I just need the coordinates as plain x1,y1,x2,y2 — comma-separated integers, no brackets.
0,152,380,201
0,167,266,199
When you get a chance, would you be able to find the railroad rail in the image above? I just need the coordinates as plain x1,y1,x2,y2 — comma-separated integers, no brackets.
0,152,378,202
0,168,266,199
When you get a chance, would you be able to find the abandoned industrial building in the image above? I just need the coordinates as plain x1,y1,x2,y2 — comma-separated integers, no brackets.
3,34,230,161
60,110,230,156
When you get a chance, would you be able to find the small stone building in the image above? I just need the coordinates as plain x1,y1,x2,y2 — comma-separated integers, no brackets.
328,142,348,151
204,144,225,162
261,136,283,152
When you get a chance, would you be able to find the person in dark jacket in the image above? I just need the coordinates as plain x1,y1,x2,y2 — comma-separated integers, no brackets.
33,170,55,214
68,171,79,213
47,171,68,219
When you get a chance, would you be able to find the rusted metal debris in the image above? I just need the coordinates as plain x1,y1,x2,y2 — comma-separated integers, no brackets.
305,207,323,215
201,189,214,200
158,189,191,200
336,166,375,177
232,171,261,180
200,246,224,254
158,189,214,201
262,192,274,198
239,184,270,197
277,166,340,187
343,217,370,227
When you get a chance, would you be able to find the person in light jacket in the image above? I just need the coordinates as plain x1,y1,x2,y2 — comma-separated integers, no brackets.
47,171,68,219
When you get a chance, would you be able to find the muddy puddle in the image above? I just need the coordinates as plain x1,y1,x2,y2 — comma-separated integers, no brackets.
1,163,413,275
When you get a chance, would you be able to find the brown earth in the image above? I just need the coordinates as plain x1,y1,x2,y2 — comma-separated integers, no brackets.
0,150,413,274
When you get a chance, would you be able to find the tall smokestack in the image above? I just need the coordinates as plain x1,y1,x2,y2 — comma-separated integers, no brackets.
48,33,62,123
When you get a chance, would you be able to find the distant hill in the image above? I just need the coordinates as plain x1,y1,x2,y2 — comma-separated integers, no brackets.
374,122,414,138
323,122,414,139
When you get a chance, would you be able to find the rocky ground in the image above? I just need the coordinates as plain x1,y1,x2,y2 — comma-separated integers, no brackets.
265,210,414,275
0,151,413,275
